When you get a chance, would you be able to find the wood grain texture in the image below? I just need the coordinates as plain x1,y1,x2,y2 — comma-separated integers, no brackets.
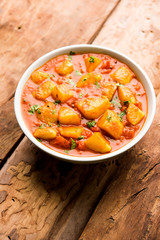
0,98,23,162
0,0,119,106
93,0,160,96
80,0,160,239
0,138,118,240
0,0,120,163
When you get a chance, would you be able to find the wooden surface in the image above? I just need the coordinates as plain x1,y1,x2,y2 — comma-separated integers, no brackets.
0,0,160,239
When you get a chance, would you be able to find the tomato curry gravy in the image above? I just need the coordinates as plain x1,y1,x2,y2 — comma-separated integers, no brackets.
21,52,147,157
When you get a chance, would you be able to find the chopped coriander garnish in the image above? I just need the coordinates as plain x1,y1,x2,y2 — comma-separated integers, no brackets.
118,108,127,122
78,135,84,140
71,138,76,150
37,109,41,114
69,51,75,55
116,83,124,87
106,115,112,122
57,121,60,127
28,105,39,115
39,124,44,129
68,55,72,60
89,56,95,63
137,93,141,96
79,93,83,98
82,78,87,82
75,70,82,76
23,98,26,102
52,109,56,114
123,100,131,105
68,79,74,85
47,76,51,80
54,100,61,105
87,120,96,128
95,81,101,89
36,138,42,142
110,96,121,108
50,74,55,78
49,86,54,90
64,150,69,154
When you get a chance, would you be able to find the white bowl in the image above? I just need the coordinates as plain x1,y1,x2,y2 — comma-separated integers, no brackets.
14,44,156,163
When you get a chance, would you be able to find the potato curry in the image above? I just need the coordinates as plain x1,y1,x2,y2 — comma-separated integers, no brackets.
21,52,147,157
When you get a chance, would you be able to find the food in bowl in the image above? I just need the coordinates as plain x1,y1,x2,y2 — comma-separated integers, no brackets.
21,51,147,157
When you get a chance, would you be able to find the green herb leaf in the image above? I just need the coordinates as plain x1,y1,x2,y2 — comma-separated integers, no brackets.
68,79,74,85
106,115,112,122
52,109,56,114
54,100,61,105
39,124,44,129
36,138,42,142
87,120,96,128
82,78,87,82
37,109,41,114
118,108,127,122
28,105,40,115
50,74,55,78
57,121,60,127
123,100,131,105
23,98,26,102
79,93,83,98
68,56,72,60
64,150,69,154
137,93,141,96
75,70,82,76
95,81,101,89
89,56,95,63
71,138,76,150
78,135,84,140
69,51,75,55
110,96,121,108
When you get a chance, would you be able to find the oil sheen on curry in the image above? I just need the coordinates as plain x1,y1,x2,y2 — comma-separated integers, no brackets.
21,52,147,157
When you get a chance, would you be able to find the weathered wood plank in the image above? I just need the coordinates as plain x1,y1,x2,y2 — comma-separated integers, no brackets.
0,0,119,106
93,0,160,95
80,0,160,239
0,98,23,162
0,0,120,163
0,138,117,240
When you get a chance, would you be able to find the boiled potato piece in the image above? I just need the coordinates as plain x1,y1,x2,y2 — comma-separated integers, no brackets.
33,81,56,100
97,110,123,139
56,59,74,75
77,72,102,87
59,107,81,125
85,56,101,73
76,96,110,119
31,71,49,84
59,126,83,139
127,103,145,125
110,66,133,84
33,127,57,140
85,132,111,153
102,82,117,100
118,86,136,105
36,102,58,124
52,84,73,103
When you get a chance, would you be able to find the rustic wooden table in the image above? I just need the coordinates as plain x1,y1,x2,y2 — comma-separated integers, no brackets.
0,0,160,239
